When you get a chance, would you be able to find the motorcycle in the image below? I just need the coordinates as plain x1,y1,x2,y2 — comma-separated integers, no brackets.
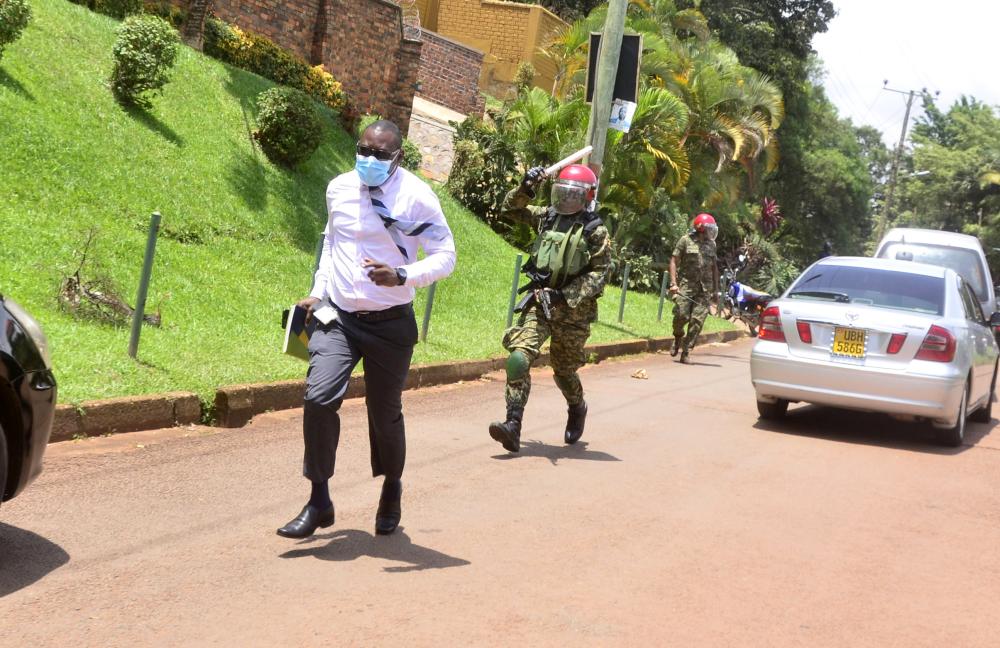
718,253,774,337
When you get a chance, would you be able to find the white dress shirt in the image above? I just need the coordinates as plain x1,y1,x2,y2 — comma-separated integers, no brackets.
309,167,457,312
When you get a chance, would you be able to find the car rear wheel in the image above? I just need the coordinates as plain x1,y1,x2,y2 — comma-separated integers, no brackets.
0,423,7,503
970,361,997,424
939,384,968,447
756,398,788,420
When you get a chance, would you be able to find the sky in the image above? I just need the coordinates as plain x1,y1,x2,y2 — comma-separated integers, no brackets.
812,0,1000,146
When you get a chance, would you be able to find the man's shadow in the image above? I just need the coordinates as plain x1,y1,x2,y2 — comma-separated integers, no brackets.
0,523,70,598
491,440,621,465
279,528,469,573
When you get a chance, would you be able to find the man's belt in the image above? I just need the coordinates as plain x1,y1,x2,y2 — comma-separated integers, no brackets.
342,303,412,323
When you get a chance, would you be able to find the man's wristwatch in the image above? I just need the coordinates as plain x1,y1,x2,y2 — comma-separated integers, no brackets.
395,267,407,286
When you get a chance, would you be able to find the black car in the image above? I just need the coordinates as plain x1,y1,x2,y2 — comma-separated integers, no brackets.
1,294,56,507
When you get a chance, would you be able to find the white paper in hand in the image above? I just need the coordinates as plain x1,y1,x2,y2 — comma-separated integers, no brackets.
312,305,337,325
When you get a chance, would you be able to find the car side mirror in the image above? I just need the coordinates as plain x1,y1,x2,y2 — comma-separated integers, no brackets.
989,311,1000,328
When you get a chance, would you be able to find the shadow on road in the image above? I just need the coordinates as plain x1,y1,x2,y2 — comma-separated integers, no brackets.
753,404,997,454
674,358,722,367
698,351,750,364
279,528,469,573
491,440,621,465
0,523,70,598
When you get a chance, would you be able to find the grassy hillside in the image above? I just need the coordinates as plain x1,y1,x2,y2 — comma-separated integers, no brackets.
0,0,730,405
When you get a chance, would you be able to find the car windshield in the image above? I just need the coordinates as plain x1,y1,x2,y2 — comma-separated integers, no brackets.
787,265,945,315
879,242,988,301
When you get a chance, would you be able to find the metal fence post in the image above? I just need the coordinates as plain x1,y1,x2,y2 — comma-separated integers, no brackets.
506,253,523,328
420,281,437,342
657,270,669,322
617,262,630,323
128,211,161,359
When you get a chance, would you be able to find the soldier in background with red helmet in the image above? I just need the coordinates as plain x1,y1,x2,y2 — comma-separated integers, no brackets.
488,163,611,453
668,213,720,364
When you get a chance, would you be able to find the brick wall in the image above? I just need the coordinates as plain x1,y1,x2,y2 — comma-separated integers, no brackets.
416,29,485,116
414,0,566,95
317,0,423,131
189,0,423,133
206,0,319,62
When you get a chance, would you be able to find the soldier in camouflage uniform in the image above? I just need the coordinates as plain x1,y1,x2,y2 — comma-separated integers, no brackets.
488,164,611,453
669,213,720,364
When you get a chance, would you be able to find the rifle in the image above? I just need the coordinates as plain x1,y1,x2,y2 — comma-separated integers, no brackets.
514,267,555,320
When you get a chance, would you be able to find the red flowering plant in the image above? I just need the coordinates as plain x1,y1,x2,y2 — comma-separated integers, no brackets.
759,197,782,236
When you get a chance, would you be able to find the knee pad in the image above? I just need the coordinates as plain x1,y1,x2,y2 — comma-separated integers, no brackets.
505,349,531,381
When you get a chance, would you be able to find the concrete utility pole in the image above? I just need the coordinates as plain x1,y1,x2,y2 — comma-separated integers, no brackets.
585,0,628,177
874,87,916,242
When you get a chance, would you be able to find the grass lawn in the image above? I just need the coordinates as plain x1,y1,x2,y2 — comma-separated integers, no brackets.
0,0,731,406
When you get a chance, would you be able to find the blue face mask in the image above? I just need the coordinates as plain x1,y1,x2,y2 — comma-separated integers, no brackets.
356,154,394,187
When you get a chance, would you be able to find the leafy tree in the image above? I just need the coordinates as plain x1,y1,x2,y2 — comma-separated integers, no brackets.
682,0,837,257
771,75,878,262
895,95,1000,275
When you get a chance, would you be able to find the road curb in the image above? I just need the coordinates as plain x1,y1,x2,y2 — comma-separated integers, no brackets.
51,392,202,443
52,329,747,440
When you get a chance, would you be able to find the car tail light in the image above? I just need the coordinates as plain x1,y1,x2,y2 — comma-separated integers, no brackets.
886,333,907,355
759,306,785,342
916,325,956,362
796,320,812,343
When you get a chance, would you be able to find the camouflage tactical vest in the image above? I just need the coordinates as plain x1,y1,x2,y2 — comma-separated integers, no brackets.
531,212,598,288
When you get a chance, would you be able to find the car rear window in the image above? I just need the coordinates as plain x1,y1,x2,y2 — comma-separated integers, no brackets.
788,265,945,315
879,242,988,301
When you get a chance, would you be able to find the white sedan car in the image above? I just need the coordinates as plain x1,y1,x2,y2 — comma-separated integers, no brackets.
751,257,999,446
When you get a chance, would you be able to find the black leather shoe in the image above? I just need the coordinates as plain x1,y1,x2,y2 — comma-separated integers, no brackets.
679,351,691,364
564,400,587,445
489,407,523,453
276,504,335,539
375,480,402,536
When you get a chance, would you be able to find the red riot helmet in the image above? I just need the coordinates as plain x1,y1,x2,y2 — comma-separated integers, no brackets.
692,213,718,241
551,164,598,215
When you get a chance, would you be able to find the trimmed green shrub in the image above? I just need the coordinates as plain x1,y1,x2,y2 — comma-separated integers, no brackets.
446,116,518,222
253,87,324,167
109,14,179,108
401,138,421,171
203,17,346,114
143,0,185,28
0,0,32,63
95,0,141,19
67,0,142,19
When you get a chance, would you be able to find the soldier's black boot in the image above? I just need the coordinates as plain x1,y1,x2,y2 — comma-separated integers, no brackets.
670,336,683,357
489,407,522,453
564,400,587,445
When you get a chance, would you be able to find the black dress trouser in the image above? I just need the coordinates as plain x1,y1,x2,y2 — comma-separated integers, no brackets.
302,303,417,482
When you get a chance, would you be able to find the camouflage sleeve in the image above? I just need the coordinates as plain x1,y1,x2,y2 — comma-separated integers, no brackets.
561,223,611,309
500,187,547,229
671,235,686,260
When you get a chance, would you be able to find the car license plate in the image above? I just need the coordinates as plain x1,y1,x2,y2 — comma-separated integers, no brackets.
832,327,867,358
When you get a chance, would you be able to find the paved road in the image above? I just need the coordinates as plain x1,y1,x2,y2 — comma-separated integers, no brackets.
3,339,1000,646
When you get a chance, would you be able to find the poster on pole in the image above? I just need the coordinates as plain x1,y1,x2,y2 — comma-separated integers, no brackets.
585,32,642,105
609,98,637,132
